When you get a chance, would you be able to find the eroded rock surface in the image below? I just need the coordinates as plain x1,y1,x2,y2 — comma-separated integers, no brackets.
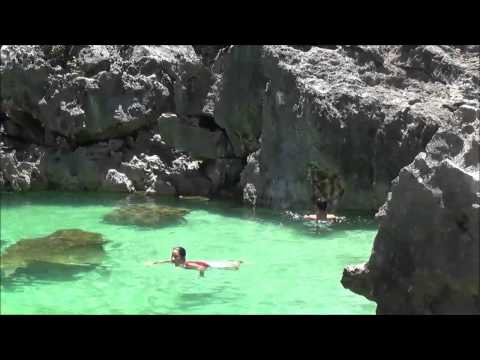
0,45,217,196
342,108,479,314
3,45,477,212
214,45,478,211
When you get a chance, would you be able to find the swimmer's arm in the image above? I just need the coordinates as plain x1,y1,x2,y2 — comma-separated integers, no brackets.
144,259,172,266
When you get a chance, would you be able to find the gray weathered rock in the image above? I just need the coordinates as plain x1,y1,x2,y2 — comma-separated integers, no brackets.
77,45,112,75
1,45,477,215
203,158,244,192
130,45,214,117
146,176,176,196
42,141,122,191
165,154,212,196
342,111,480,314
213,45,477,211
0,145,47,191
243,182,257,208
119,155,151,190
102,169,134,192
156,113,230,159
0,45,213,146
193,45,229,67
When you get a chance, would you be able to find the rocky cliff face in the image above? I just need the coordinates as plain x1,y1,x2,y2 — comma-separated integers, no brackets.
215,45,478,211
0,45,240,196
342,106,479,314
2,45,477,212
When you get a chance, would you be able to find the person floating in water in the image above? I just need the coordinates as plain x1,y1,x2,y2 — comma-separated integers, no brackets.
303,197,342,223
305,168,345,226
145,246,243,277
301,195,347,230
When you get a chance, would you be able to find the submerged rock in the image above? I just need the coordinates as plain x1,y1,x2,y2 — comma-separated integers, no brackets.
0,229,107,278
103,204,190,227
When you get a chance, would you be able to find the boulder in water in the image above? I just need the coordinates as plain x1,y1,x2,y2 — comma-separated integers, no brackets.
103,204,189,227
0,229,107,278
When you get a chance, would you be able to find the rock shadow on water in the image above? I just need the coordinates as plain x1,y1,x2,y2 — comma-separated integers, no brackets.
0,229,108,285
1,262,103,289
102,204,190,228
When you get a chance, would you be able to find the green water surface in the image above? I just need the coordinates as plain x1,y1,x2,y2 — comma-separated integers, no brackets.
0,192,376,314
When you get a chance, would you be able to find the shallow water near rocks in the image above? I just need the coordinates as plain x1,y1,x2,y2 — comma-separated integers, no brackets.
0,191,376,314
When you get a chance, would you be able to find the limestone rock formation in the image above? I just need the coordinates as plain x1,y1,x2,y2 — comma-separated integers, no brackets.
102,169,135,192
156,113,231,160
1,45,478,212
0,144,47,191
0,45,218,196
214,45,478,211
342,106,480,314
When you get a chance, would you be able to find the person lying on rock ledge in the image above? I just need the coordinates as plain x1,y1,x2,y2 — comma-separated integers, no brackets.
145,246,243,277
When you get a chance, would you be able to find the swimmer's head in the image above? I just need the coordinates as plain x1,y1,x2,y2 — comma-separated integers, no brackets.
171,246,186,265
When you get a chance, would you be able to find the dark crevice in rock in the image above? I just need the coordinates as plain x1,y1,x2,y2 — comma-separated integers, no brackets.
290,45,313,51
0,111,8,123
441,103,463,112
2,110,45,146
193,114,224,132
1,134,44,150
161,74,177,113
72,119,157,148
421,124,440,149
195,114,236,158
